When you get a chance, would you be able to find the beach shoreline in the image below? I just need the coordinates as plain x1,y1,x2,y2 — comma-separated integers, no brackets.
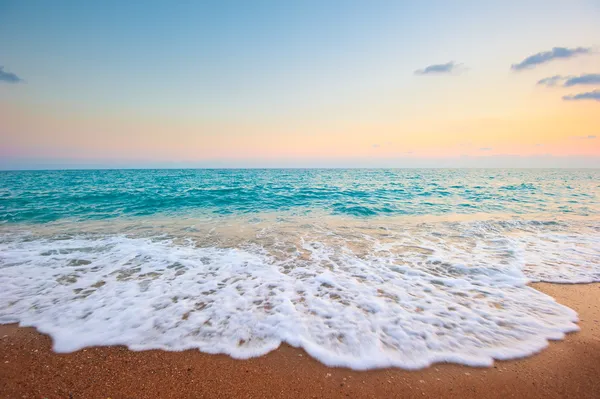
1,283,599,399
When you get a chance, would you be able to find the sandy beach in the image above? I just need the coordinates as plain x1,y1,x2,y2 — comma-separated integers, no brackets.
3,1,600,397
0,282,598,399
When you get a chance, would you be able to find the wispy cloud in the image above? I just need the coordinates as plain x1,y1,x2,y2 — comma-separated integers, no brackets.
480,147,493,151
564,73,600,87
562,90,600,102
537,75,565,87
0,66,23,83
511,47,591,71
572,135,597,139
538,73,600,87
415,61,463,75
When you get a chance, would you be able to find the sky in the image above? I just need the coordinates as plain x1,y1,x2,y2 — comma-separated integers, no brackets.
1,0,599,169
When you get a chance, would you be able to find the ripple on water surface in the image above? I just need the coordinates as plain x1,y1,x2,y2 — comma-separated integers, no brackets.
1,169,598,222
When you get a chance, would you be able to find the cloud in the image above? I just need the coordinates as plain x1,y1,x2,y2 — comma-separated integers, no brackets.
564,73,600,87
538,73,600,87
537,75,565,87
572,135,597,139
511,47,591,71
480,147,493,151
0,66,23,83
415,61,462,75
372,144,380,148
562,90,600,102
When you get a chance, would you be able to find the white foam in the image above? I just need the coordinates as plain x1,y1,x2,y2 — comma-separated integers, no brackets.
0,216,597,370
518,233,600,283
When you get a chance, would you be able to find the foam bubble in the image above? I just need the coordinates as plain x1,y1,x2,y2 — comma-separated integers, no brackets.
0,215,597,370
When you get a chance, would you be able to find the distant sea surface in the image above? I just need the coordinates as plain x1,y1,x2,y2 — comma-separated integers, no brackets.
1,169,599,369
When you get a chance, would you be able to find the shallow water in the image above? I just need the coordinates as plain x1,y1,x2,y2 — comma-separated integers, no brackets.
1,169,599,369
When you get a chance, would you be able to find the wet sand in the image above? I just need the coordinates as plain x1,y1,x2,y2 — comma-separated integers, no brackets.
1,283,599,399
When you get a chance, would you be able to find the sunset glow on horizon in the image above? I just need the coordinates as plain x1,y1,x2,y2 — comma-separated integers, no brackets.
1,1,599,168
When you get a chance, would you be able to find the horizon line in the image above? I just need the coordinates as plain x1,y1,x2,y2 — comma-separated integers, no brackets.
2,166,600,172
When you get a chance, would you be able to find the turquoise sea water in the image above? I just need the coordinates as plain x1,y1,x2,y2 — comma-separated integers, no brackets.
1,169,598,223
1,169,599,369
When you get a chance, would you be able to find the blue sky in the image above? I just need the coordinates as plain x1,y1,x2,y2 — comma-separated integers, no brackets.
1,0,599,168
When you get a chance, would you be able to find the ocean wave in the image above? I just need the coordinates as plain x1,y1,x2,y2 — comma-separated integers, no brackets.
1,169,598,223
1,215,598,369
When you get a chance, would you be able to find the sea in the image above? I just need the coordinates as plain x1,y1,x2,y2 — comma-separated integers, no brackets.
1,169,599,369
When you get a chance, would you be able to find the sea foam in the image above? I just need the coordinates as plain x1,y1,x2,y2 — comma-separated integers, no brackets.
1,216,597,370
